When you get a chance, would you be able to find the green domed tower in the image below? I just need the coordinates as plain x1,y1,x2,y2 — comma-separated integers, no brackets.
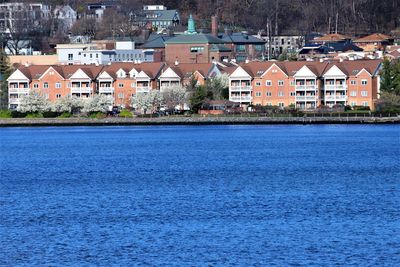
186,14,197,34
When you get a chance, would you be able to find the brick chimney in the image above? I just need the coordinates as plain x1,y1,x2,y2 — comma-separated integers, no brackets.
211,15,218,37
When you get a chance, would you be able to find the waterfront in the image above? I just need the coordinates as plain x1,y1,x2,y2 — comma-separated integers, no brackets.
0,125,399,265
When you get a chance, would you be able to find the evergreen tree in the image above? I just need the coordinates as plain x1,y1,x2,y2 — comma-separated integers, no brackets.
0,48,12,110
381,59,400,96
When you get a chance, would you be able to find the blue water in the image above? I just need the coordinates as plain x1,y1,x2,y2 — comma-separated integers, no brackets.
0,125,399,266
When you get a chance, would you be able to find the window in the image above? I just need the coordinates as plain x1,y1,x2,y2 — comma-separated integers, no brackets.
350,91,357,97
236,45,246,52
43,82,48,88
255,92,262,97
68,53,73,60
33,83,39,89
44,93,49,99
131,82,136,88
255,81,261,86
190,46,204,53
362,101,369,107
351,102,357,106
290,81,295,86
118,93,124,99
255,45,263,52
278,80,284,86
361,80,368,85
278,102,284,107
266,80,272,86
278,91,284,97
361,91,368,97
266,102,272,106
350,80,357,85
290,91,296,97
266,92,272,97
55,83,61,88
90,54,93,59
67,83,71,88
118,83,124,88
56,94,61,98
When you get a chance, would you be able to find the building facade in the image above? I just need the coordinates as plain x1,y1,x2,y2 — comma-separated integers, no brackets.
228,60,382,110
7,62,226,110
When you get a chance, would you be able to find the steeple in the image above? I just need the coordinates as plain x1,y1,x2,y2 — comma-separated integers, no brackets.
186,14,196,34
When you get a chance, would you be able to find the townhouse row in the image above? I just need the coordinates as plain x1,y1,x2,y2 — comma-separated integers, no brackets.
8,59,382,110
7,62,223,109
228,60,382,109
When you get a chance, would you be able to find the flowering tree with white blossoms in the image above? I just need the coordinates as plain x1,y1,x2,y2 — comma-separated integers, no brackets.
161,85,188,112
52,96,84,114
17,90,51,113
131,90,162,114
207,73,229,100
82,94,114,113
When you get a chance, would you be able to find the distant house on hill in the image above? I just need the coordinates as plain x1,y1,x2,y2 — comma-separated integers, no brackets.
353,33,394,52
133,5,180,30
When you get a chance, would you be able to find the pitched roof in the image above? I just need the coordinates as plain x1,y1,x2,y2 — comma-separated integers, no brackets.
239,62,275,77
165,33,224,44
142,34,175,48
102,62,165,79
326,59,381,76
354,33,392,43
314,33,350,42
168,63,214,78
219,33,265,44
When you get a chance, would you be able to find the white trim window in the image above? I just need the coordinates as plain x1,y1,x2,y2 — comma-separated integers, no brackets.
118,83,124,88
43,82,49,88
361,80,368,85
290,81,295,86
350,91,357,97
351,101,357,106
33,83,39,89
255,92,262,97
278,91,284,97
290,91,296,97
278,80,284,86
278,102,284,107
350,80,357,85
266,91,272,97
362,101,369,107
56,94,62,98
55,83,61,89
255,81,261,86
118,93,124,99
266,80,272,86
361,91,368,97
131,82,136,88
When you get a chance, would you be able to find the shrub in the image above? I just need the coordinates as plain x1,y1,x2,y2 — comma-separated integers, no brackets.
42,111,59,118
119,109,133,118
58,112,72,118
353,105,370,111
89,112,106,119
0,110,12,118
25,113,43,118
11,111,26,118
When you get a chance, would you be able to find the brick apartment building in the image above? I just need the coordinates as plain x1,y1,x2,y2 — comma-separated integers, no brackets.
228,59,382,110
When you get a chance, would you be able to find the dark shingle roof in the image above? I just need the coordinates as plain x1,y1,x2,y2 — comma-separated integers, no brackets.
142,34,175,48
219,33,265,44
165,33,224,44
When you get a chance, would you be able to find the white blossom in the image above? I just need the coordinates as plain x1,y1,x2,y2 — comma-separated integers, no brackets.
131,90,162,114
82,95,113,113
161,85,188,111
17,90,51,113
52,96,83,113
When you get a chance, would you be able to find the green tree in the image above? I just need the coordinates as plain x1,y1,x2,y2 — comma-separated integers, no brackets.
381,59,400,95
189,85,212,113
0,49,12,109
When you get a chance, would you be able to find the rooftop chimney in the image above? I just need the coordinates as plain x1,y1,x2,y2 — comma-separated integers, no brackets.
211,15,218,37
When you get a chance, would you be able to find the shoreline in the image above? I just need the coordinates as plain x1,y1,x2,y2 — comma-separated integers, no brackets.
0,116,399,127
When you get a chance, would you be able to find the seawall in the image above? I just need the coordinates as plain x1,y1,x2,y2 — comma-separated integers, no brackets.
0,116,399,127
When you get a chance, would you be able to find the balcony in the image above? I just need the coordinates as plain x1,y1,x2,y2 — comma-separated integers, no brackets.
324,95,348,101
8,87,29,93
296,96,317,101
99,87,114,94
325,85,347,90
230,86,252,92
136,86,150,93
295,85,317,91
9,98,20,104
71,87,92,94
230,95,252,102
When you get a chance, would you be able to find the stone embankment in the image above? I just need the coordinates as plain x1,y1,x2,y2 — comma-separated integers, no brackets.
0,116,399,127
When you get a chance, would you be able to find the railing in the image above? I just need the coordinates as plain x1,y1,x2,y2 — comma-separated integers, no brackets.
8,87,29,93
296,96,317,101
71,87,92,94
325,85,347,90
324,95,348,101
9,98,20,104
230,95,252,102
98,87,114,94
295,85,317,91
230,86,252,92
136,87,151,93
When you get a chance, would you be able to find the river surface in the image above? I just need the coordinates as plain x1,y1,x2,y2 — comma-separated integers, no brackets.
0,125,399,266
